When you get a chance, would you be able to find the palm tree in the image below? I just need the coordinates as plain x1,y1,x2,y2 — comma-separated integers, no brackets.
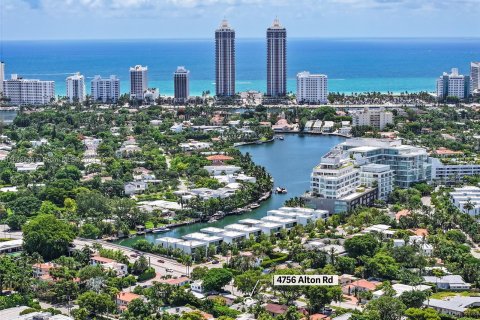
463,198,475,217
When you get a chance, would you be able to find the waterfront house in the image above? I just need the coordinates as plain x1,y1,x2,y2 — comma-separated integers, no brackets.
238,218,263,226
156,237,184,250
205,154,234,165
221,231,246,244
256,222,283,235
200,227,225,235
183,232,223,247
204,165,240,176
261,216,297,229
175,240,208,254
224,224,262,238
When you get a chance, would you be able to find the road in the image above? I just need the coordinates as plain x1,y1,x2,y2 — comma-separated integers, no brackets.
73,238,226,279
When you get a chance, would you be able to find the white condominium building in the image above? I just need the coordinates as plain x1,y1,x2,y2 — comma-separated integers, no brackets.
351,107,393,130
339,138,431,188
430,158,480,182
3,74,55,105
296,71,328,104
436,68,471,100
450,186,480,217
471,62,480,93
310,150,360,199
66,72,86,103
130,65,148,101
91,75,120,103
360,163,394,200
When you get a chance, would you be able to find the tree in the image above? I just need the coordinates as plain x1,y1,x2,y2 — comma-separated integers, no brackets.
234,270,264,295
404,307,441,320
77,291,115,316
304,286,342,313
122,298,151,319
132,255,149,275
344,234,379,258
335,256,356,274
23,214,77,260
202,268,233,292
79,223,101,239
363,296,406,320
400,290,428,309
8,195,42,216
365,253,399,279
190,266,208,280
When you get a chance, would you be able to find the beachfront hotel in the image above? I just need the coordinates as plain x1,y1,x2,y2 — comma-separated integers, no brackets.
215,19,235,97
174,66,190,104
436,68,471,100
266,18,287,97
471,62,480,93
129,65,148,101
296,71,328,104
91,75,120,103
66,72,86,103
3,74,55,106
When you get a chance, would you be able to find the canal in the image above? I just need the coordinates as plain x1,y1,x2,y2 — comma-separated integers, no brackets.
115,134,345,247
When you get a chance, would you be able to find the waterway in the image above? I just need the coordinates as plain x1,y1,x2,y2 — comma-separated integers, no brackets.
115,134,345,247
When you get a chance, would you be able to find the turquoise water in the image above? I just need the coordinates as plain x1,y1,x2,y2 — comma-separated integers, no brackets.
2,38,480,96
116,134,345,247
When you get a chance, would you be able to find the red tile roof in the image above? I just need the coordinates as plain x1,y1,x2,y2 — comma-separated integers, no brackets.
117,291,141,303
157,276,190,285
91,256,115,264
206,155,234,161
395,209,411,221
265,303,288,315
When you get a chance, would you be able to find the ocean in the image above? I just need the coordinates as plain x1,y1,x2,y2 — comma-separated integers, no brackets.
2,38,479,96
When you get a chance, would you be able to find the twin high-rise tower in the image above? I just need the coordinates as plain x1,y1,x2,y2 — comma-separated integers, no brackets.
215,19,236,97
266,18,287,97
215,19,287,98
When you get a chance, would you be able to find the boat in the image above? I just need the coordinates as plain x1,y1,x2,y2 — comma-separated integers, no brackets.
275,135,284,140
275,187,288,194
208,218,217,223
249,203,260,209
152,227,170,233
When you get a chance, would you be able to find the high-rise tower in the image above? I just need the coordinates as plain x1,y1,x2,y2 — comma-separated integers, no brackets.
267,18,287,97
215,19,235,97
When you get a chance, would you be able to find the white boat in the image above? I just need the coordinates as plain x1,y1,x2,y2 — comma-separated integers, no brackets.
275,187,288,194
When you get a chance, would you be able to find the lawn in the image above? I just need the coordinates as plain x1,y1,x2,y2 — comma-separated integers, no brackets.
430,291,473,299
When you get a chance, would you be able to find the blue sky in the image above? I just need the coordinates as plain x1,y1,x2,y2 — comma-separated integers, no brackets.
2,0,480,40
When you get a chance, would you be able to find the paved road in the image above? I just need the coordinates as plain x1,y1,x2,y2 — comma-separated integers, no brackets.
74,238,226,279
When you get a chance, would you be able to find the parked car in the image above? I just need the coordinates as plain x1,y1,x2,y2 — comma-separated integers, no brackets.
157,259,165,263
212,260,220,264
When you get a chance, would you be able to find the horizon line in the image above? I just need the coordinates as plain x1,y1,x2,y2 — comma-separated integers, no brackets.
3,36,480,42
